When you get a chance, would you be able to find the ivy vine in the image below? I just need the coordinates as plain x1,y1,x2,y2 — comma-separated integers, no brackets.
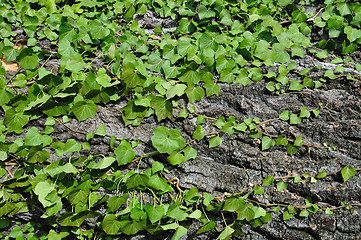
0,0,360,239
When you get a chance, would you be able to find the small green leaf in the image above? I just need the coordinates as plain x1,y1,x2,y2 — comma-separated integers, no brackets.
17,48,39,69
185,86,205,103
261,136,275,151
24,127,43,146
283,211,294,220
299,107,311,118
0,151,8,161
150,96,173,121
279,110,290,121
341,166,356,182
276,135,288,146
154,25,163,35
197,221,216,234
183,147,197,161
172,226,188,240
209,136,222,148
313,109,320,117
254,186,264,195
188,209,202,219
316,170,327,179
289,114,301,124
299,209,309,217
216,226,234,240
276,181,287,191
287,144,298,154
294,136,303,147
95,125,106,136
262,175,274,186
288,80,303,91
223,197,245,212
325,207,333,215
192,125,205,140
178,109,188,118
91,157,116,169
167,153,185,165
107,194,129,212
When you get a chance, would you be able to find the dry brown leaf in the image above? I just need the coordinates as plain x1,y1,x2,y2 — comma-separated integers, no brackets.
1,57,20,72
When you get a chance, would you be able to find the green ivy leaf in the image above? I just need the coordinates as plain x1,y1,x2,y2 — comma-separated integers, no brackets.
151,126,186,154
325,207,333,215
262,175,274,186
95,124,106,136
17,48,39,70
183,147,197,161
197,221,216,234
223,197,245,212
24,127,43,146
316,170,327,179
341,166,356,182
289,114,301,124
167,205,188,221
172,226,188,240
209,136,222,148
115,140,135,165
150,96,173,122
235,68,250,86
89,20,110,39
254,186,264,195
192,125,205,140
299,209,309,217
90,157,116,169
107,194,130,212
126,173,149,189
288,80,303,91
287,144,298,154
166,84,187,99
4,110,29,134
72,100,98,122
199,32,218,51
217,225,234,240
167,152,185,165
276,135,288,146
283,211,294,220
279,110,290,121
261,136,275,151
102,214,121,235
294,136,303,147
145,203,164,224
276,181,287,191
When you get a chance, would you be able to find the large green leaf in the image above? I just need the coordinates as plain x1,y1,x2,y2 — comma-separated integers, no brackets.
145,203,165,224
16,48,38,70
199,32,218,51
185,86,205,103
115,140,135,165
72,100,98,122
150,96,173,121
341,166,356,182
89,19,110,39
102,214,121,235
151,126,186,154
126,173,149,189
4,110,29,134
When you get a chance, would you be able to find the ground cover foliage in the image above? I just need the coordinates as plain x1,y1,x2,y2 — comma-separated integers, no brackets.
0,0,361,239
